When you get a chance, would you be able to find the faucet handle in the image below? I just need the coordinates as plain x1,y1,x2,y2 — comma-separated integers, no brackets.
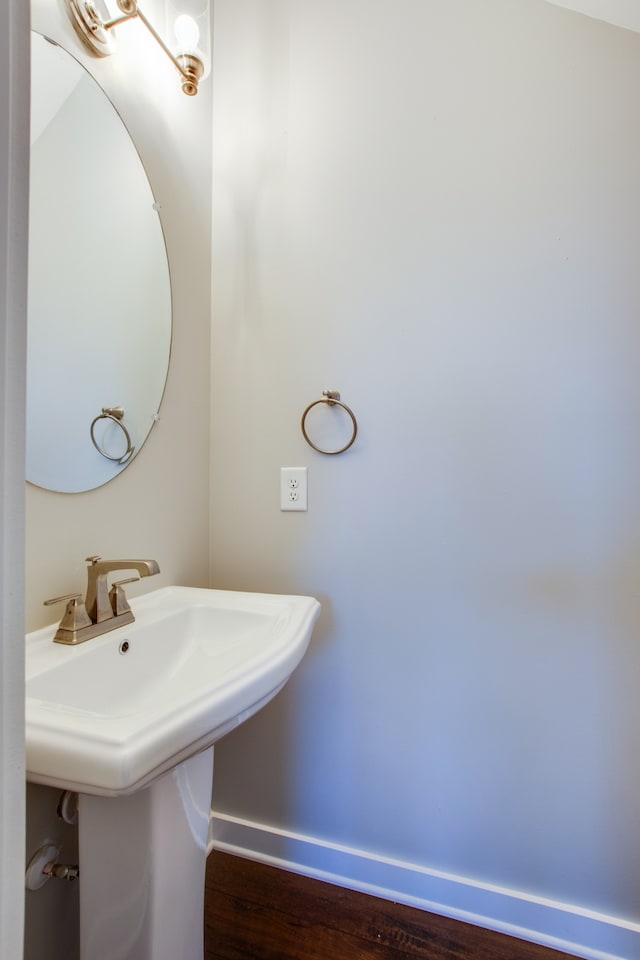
85,555,102,565
44,592,84,607
44,594,92,632
109,577,139,617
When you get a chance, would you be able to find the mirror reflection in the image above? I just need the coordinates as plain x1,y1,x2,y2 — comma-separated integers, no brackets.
27,33,172,494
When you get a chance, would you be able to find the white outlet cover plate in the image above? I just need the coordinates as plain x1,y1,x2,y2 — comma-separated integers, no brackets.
280,467,307,511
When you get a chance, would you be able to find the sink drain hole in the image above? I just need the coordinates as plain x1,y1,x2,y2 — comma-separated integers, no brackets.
119,640,130,655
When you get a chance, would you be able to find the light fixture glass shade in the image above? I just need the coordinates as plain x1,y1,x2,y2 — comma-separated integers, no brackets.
165,0,211,80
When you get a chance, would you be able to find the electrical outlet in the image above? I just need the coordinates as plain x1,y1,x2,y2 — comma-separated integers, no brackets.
281,467,307,511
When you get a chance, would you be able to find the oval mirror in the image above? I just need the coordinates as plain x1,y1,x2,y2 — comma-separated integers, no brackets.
27,32,172,493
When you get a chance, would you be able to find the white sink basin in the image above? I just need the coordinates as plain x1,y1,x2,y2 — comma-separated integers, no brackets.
26,585,320,796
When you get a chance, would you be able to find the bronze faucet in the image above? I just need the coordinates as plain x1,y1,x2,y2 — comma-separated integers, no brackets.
44,555,160,645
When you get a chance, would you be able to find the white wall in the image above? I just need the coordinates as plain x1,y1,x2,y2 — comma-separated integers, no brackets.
1,0,29,956
209,2,640,957
24,3,213,957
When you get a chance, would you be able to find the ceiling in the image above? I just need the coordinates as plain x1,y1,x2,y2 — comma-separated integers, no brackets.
546,0,640,32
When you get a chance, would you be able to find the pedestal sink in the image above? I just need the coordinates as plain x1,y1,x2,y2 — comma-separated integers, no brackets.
25,585,321,960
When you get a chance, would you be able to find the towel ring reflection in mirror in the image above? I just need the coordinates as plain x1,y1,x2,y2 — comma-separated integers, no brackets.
90,407,135,464
301,390,358,455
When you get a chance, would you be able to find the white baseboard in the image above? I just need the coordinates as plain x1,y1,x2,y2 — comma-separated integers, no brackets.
208,812,640,960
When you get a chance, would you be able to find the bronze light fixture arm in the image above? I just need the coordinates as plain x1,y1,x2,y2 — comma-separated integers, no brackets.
113,1,204,95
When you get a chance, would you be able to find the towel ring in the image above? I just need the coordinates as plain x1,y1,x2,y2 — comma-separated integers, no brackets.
301,390,358,455
90,407,135,464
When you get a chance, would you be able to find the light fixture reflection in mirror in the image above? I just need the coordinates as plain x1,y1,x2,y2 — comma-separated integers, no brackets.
27,33,172,494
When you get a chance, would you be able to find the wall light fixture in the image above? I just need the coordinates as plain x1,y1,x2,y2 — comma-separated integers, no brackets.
64,0,211,96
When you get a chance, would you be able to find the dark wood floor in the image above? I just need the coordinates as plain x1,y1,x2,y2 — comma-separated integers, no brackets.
204,852,584,960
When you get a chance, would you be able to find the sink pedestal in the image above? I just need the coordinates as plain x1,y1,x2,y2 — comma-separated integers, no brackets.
78,747,214,960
